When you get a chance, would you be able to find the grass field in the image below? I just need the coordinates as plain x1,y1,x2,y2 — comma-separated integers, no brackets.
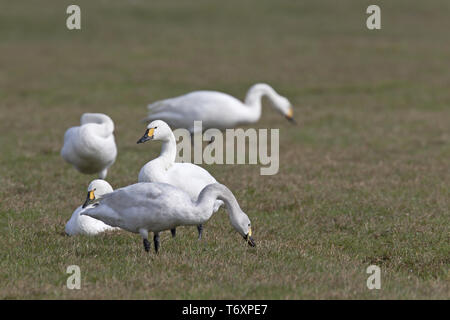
0,0,449,299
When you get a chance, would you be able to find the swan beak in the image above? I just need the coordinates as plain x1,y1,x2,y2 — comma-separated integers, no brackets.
245,228,256,247
285,108,296,125
137,128,154,144
247,236,256,247
82,190,95,208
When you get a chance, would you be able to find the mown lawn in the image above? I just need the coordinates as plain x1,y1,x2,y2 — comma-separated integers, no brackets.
0,0,448,299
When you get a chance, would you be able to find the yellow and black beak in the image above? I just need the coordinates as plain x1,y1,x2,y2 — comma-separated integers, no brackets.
285,108,297,125
244,228,256,247
82,190,96,209
137,128,155,144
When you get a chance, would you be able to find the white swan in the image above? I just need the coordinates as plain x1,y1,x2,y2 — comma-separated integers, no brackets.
81,182,255,253
144,83,295,134
65,179,120,236
61,113,117,179
137,120,223,239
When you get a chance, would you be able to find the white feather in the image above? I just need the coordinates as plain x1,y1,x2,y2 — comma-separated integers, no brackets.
144,83,293,133
61,113,117,179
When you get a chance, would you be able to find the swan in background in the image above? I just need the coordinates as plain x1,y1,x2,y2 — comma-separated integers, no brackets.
137,120,223,239
82,182,255,253
61,113,117,179
144,83,295,134
65,179,120,236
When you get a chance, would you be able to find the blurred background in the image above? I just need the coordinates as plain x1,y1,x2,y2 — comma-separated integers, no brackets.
0,1,448,299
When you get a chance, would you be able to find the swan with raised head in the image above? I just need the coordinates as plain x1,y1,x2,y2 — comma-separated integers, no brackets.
65,179,120,236
61,113,117,179
137,120,223,239
81,182,255,253
144,83,295,134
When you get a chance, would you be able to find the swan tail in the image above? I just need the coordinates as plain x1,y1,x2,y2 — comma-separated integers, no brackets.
146,101,167,112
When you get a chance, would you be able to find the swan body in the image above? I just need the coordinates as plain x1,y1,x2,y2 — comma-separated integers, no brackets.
82,182,255,252
144,83,295,133
61,113,117,179
137,120,223,238
65,180,119,236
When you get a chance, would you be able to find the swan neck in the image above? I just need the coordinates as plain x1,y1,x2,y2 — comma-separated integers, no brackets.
81,113,114,137
159,132,177,165
195,184,242,224
244,84,280,122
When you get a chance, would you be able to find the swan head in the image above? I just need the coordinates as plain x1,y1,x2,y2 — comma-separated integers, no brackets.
82,179,114,208
248,83,296,124
137,120,172,144
271,94,296,124
230,210,255,247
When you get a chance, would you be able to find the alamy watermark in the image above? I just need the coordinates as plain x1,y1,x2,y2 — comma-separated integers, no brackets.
173,122,279,176
366,265,381,290
66,265,81,289
366,5,381,30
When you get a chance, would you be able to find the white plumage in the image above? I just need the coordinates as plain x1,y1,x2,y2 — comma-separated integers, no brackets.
61,113,117,179
65,179,119,236
137,120,223,238
144,83,295,134
82,182,255,252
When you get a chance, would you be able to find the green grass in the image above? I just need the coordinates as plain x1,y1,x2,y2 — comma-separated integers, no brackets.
0,0,449,299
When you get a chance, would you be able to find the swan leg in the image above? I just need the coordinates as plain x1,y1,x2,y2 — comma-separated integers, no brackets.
139,229,150,253
143,238,150,252
99,168,108,180
171,228,176,238
197,224,203,240
153,233,160,253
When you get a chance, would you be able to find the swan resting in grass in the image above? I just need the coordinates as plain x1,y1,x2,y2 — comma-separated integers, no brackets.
137,120,223,239
82,182,255,253
65,179,120,236
144,83,295,134
61,113,117,179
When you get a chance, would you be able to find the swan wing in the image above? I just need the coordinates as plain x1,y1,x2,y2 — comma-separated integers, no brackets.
166,163,224,211
84,183,193,232
148,91,242,114
145,91,246,130
65,206,118,236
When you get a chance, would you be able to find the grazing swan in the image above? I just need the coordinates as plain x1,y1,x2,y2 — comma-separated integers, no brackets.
137,120,223,239
82,182,255,253
144,83,295,134
65,179,119,236
61,113,117,179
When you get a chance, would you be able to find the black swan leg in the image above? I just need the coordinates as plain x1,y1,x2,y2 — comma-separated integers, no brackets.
143,238,150,252
197,224,203,240
154,233,160,254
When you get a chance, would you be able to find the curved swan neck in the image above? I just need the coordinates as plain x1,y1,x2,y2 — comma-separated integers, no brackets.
245,83,278,103
158,131,177,165
243,83,279,122
195,184,242,223
81,113,114,137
